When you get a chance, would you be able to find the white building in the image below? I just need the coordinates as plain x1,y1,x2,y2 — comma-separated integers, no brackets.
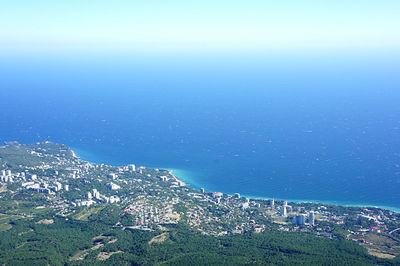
280,206,287,217
108,173,118,180
159,176,168,182
1,176,13,182
77,200,95,207
109,195,120,203
20,172,26,180
22,181,35,187
270,199,275,209
106,182,121,190
309,211,315,226
55,182,62,191
27,183,40,190
213,192,223,198
93,189,101,199
241,202,249,210
128,164,136,171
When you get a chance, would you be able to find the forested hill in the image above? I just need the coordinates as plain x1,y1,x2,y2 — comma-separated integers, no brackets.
0,209,398,265
0,141,77,168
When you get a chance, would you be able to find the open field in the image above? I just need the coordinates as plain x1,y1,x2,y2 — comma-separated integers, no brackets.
73,207,104,221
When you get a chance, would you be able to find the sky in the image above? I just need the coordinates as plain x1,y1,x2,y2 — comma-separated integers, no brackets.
0,0,400,52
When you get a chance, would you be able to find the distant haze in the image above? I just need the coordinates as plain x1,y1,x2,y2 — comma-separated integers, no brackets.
0,0,400,52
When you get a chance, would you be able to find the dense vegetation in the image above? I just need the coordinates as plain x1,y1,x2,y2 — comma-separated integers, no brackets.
0,206,398,265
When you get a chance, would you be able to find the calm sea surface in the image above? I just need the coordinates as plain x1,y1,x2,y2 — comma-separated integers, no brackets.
1,52,399,209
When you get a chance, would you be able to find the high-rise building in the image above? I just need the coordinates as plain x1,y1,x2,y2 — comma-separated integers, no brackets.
128,164,136,172
280,206,287,217
309,211,315,226
270,199,275,209
299,215,305,225
292,215,305,225
200,188,205,193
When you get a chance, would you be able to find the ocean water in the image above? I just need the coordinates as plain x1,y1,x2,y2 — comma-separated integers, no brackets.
1,51,399,210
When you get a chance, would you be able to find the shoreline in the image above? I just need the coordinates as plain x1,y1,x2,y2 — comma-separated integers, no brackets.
163,166,400,213
240,194,400,213
72,146,400,213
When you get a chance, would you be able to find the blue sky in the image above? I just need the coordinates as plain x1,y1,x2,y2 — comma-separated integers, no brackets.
1,0,399,52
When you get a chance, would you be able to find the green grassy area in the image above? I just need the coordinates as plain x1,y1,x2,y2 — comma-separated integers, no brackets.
73,206,104,221
0,141,74,169
0,213,24,232
0,223,12,232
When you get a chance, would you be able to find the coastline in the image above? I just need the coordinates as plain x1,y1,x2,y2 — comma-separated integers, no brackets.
161,168,203,189
72,146,400,213
70,147,105,165
240,194,400,213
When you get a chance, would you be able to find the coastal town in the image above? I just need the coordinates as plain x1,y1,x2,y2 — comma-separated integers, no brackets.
1,141,400,260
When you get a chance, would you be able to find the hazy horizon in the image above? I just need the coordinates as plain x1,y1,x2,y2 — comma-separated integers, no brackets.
1,0,400,53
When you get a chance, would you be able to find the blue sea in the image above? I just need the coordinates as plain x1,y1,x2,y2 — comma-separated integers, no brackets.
1,51,399,210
